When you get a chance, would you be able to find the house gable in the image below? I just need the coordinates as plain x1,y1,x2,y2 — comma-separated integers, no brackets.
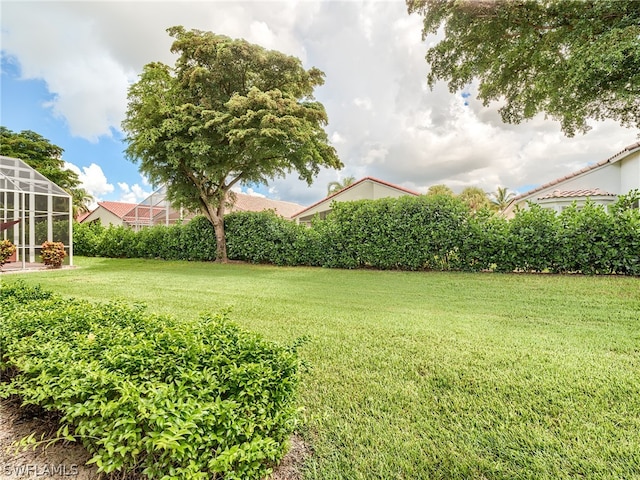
292,177,420,224
504,142,640,216
80,201,139,227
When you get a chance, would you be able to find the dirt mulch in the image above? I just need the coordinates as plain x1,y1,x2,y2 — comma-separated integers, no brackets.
0,398,310,480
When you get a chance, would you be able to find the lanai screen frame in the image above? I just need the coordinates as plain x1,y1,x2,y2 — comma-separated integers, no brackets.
0,155,73,268
122,185,193,230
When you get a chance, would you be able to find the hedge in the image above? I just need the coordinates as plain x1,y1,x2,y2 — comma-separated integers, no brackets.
73,191,640,275
0,282,305,480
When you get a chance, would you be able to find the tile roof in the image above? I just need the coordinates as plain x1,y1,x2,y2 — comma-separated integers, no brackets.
511,141,640,203
537,188,617,200
97,201,140,219
91,194,303,224
122,205,169,224
227,193,303,219
76,211,91,223
292,176,420,218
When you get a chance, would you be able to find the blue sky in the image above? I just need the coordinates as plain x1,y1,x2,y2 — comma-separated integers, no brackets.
2,56,152,205
2,1,637,209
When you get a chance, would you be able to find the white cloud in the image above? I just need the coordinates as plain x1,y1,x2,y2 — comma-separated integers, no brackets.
65,162,114,197
231,185,266,198
353,97,373,111
331,131,346,144
118,183,152,204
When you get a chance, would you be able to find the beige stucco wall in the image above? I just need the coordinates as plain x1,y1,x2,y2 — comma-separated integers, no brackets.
81,207,124,227
620,151,640,193
295,180,415,224
504,153,640,217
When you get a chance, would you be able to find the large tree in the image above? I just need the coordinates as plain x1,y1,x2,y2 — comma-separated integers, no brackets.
407,0,640,136
0,127,93,215
123,26,342,261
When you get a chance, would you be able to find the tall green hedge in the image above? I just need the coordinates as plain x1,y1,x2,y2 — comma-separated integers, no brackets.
73,192,640,275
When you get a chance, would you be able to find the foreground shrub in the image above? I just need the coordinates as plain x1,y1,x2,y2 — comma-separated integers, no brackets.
0,283,305,480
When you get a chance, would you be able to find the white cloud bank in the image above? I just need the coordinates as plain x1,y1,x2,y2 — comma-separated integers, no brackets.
65,162,114,199
4,1,638,206
117,179,153,204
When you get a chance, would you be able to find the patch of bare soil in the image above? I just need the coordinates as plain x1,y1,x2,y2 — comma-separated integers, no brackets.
0,397,98,480
0,398,310,480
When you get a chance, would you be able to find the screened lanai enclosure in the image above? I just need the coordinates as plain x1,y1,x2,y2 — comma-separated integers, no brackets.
122,185,194,231
0,155,73,268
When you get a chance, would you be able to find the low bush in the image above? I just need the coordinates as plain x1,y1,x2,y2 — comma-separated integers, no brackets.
40,241,66,268
0,282,306,480
0,239,16,266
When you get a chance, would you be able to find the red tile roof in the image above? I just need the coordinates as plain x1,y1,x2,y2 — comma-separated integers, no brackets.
292,176,420,218
512,141,640,203
90,193,302,225
122,206,171,225
76,211,91,223
537,188,617,200
98,201,140,219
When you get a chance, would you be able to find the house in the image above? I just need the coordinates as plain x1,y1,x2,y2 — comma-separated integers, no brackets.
503,142,640,217
226,192,303,219
80,201,139,227
80,192,303,229
291,176,420,225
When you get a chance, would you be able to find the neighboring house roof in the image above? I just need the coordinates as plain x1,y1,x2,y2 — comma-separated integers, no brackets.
292,176,420,219
98,201,140,219
81,193,302,226
510,141,640,204
536,188,617,200
227,193,303,219
76,211,92,223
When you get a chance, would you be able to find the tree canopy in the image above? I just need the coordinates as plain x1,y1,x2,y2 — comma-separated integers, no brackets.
459,186,492,212
0,127,93,215
426,184,455,196
122,26,342,261
407,0,640,136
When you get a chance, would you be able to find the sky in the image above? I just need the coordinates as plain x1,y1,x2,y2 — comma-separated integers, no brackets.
1,0,638,209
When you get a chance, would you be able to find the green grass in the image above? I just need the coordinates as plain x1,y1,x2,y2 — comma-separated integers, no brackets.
2,257,640,479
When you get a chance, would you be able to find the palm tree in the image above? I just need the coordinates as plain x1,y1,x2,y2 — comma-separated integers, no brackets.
71,188,94,218
491,186,515,210
327,176,356,195
426,184,455,196
459,186,491,213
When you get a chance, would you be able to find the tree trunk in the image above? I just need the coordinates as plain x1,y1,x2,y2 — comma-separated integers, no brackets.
201,199,228,263
213,215,227,263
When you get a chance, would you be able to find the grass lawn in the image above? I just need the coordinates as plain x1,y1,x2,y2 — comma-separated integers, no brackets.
2,257,639,479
